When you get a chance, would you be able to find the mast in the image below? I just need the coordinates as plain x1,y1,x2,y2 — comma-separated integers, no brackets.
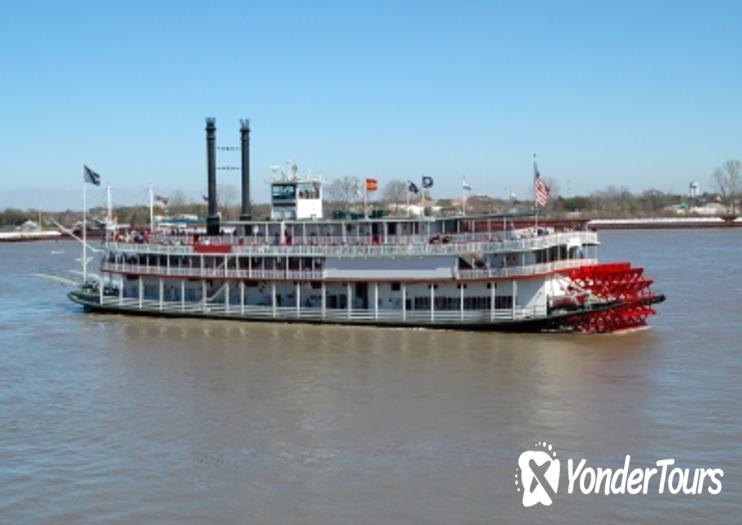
363,183,368,220
82,174,87,283
148,184,154,234
461,176,470,215
106,185,112,242
533,154,539,230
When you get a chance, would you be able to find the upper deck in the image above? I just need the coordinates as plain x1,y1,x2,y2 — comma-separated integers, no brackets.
108,214,598,258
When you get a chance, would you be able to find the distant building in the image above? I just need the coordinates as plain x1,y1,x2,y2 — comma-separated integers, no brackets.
387,203,441,217
689,202,726,215
18,220,39,231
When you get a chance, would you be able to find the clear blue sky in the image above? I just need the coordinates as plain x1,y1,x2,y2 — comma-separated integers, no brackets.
1,0,741,210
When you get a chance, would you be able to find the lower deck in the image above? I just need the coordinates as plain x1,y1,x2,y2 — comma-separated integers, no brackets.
77,260,665,332
70,289,580,331
93,273,561,326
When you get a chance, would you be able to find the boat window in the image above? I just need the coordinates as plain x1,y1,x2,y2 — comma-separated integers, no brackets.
297,182,320,199
272,184,296,201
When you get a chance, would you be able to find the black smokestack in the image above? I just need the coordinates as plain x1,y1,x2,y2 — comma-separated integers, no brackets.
239,118,251,221
205,117,219,235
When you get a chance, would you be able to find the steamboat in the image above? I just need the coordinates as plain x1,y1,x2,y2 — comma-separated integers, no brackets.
69,119,664,333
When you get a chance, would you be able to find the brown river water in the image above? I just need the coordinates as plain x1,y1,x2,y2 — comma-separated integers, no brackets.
1,229,741,524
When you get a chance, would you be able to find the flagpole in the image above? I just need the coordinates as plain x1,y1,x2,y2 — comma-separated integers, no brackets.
533,154,538,231
462,179,467,216
106,184,112,242
406,188,410,217
363,183,368,220
422,187,425,207
503,186,509,233
148,184,154,233
82,175,87,284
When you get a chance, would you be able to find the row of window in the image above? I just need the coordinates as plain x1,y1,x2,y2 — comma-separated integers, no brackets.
412,296,513,310
135,285,513,311
271,182,321,201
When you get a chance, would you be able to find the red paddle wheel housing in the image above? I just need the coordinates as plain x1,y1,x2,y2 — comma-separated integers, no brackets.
561,262,658,333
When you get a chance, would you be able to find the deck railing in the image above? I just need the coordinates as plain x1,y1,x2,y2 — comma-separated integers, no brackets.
458,258,595,278
99,296,548,323
106,231,598,258
100,258,594,281
150,230,565,246
101,263,324,280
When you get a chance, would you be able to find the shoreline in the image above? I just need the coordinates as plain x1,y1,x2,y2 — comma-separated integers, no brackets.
0,230,63,242
587,217,742,229
2,217,740,243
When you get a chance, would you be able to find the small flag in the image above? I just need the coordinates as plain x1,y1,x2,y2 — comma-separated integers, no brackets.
407,181,419,194
533,159,550,208
202,194,209,204
154,195,169,209
365,178,378,192
462,177,472,192
421,176,434,189
83,165,101,186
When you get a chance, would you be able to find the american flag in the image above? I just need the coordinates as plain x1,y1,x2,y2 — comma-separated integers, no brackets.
533,159,550,208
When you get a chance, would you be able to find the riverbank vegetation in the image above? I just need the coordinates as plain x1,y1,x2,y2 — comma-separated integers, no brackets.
1,160,739,228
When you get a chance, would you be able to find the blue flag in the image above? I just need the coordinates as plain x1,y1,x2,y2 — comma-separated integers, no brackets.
83,165,101,186
422,176,434,189
407,181,419,194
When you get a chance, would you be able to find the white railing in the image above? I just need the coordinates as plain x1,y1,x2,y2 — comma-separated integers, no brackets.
150,230,563,247
99,296,548,323
101,258,594,281
107,231,598,258
458,258,596,278
101,262,324,280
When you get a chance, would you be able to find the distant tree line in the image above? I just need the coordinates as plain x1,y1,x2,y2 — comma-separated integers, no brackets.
1,161,740,228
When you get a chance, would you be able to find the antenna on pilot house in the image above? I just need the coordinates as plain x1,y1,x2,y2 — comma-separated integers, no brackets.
287,160,299,180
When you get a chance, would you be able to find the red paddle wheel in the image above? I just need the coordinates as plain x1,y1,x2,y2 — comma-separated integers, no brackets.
561,262,659,333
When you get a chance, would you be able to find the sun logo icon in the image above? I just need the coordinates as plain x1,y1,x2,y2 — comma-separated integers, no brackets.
515,441,560,507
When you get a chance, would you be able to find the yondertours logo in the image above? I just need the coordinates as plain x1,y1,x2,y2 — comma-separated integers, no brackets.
516,441,560,507
515,442,724,508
